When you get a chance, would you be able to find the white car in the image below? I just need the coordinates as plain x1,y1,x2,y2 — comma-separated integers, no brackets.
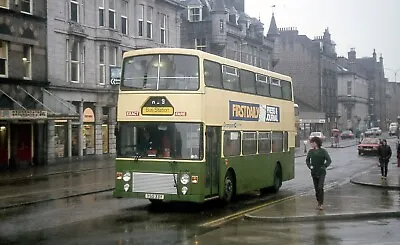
389,122,398,136
309,132,326,141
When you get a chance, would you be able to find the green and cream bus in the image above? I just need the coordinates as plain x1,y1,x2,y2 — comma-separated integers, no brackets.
113,48,296,204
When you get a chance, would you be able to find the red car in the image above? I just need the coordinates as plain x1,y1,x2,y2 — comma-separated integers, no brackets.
358,137,380,155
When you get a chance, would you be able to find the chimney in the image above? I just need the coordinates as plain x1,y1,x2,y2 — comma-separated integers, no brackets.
348,48,356,63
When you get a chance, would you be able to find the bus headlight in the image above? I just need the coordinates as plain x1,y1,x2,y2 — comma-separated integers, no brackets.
180,174,190,185
123,172,131,182
124,184,130,192
181,186,188,195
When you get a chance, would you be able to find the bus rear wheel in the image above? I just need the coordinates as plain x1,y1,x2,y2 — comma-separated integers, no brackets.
222,171,235,203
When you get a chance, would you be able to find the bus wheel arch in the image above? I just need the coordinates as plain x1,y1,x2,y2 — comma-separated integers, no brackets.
222,168,236,203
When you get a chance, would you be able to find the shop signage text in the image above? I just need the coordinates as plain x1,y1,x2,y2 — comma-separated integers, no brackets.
0,110,47,120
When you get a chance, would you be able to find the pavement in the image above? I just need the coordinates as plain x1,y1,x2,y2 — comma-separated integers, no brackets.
245,163,400,222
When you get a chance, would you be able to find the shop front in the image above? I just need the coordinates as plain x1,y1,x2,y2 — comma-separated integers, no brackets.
83,107,95,155
0,110,48,169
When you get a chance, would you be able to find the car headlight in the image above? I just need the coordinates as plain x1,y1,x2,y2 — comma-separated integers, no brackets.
180,174,190,185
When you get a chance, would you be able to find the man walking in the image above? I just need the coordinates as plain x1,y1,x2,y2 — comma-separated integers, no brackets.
377,139,392,179
306,137,332,210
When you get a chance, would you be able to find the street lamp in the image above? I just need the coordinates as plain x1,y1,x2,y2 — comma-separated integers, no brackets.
384,68,400,121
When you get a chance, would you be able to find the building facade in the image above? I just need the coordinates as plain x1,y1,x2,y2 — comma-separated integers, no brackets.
337,49,369,131
272,21,338,135
46,0,184,163
180,0,275,69
385,81,400,124
0,0,78,170
356,50,386,129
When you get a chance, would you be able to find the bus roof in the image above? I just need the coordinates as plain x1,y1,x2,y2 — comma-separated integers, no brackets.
123,48,292,82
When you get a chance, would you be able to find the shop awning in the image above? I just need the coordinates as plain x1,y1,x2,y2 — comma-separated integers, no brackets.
0,87,79,120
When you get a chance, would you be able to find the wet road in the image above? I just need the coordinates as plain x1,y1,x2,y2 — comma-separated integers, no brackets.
0,141,393,244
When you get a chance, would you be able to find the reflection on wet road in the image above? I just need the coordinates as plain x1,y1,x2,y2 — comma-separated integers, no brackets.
0,144,391,244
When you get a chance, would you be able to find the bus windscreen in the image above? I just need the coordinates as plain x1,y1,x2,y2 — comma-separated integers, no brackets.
121,54,199,91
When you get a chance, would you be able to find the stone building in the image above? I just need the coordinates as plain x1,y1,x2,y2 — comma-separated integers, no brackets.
356,50,387,129
46,0,184,163
270,16,338,136
385,81,400,124
0,0,77,169
337,49,369,131
180,0,275,69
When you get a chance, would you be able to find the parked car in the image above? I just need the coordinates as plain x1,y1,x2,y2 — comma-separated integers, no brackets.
389,122,398,136
358,137,380,155
309,132,326,141
340,130,355,139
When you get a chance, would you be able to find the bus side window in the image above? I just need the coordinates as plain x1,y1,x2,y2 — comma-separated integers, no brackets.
240,69,256,94
222,65,240,92
204,60,223,89
281,80,292,101
272,131,283,152
224,131,241,157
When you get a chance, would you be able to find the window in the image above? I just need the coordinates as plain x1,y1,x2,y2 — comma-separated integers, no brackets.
224,131,241,157
117,122,203,160
70,42,80,83
222,65,240,92
121,1,128,34
256,74,270,96
195,38,206,51
284,132,288,151
219,20,224,32
258,132,271,154
109,46,117,67
99,0,104,26
240,70,256,94
23,45,32,79
204,60,222,89
146,7,153,39
281,80,292,100
99,45,105,84
188,7,202,22
70,0,79,22
0,0,8,8
272,131,283,152
21,0,32,14
347,81,352,96
122,54,199,91
242,132,257,155
0,41,7,77
109,0,115,29
160,14,166,44
138,5,144,36
270,78,282,98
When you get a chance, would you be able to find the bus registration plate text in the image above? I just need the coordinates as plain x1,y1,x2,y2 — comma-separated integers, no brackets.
145,193,165,200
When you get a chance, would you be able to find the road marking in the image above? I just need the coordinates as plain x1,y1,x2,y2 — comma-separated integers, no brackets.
199,194,298,228
199,180,345,228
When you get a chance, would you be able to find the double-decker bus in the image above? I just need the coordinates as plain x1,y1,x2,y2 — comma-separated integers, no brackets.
113,48,295,204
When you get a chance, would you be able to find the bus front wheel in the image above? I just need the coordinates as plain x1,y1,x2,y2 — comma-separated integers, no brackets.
222,171,235,203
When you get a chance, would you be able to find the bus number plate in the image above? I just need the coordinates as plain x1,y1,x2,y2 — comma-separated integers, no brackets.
145,193,164,200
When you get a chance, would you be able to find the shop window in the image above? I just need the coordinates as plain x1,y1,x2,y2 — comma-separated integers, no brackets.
258,131,271,154
72,125,79,156
272,131,283,152
223,131,241,157
242,132,257,155
55,123,68,158
0,125,8,165
83,124,95,155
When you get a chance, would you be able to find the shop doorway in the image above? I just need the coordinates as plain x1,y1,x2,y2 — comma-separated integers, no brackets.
10,124,32,168
0,124,8,169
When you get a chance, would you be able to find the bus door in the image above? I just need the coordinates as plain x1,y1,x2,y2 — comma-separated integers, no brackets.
205,126,221,197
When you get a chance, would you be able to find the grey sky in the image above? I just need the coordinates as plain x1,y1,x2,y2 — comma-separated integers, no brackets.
245,0,400,82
